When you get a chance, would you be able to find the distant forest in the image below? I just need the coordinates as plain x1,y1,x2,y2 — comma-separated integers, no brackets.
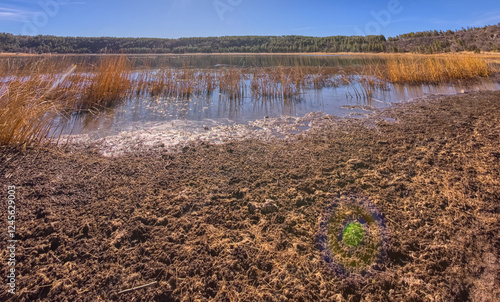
0,24,499,54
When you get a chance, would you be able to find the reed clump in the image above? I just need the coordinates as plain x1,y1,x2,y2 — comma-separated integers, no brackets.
377,55,492,84
0,75,67,147
218,68,246,99
135,67,217,98
0,55,134,146
251,66,309,98
80,56,132,109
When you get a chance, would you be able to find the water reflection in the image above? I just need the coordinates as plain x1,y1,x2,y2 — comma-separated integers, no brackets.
0,54,385,71
60,76,500,138
3,55,498,138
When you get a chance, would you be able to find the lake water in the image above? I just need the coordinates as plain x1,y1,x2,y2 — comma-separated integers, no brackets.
55,54,500,138
3,54,500,142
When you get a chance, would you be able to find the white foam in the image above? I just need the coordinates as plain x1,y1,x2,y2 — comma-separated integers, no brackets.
59,112,337,157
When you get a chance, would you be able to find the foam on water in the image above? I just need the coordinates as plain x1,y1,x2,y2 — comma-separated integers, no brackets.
61,111,334,157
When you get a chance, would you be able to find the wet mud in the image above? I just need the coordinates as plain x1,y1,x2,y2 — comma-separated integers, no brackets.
1,91,499,301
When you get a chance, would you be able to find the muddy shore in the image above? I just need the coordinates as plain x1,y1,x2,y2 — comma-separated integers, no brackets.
1,91,499,301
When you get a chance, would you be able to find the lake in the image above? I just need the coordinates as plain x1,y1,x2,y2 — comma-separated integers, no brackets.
2,54,499,142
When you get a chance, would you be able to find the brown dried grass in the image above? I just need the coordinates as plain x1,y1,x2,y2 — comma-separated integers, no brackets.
376,54,492,84
0,76,66,147
80,56,132,109
0,54,496,147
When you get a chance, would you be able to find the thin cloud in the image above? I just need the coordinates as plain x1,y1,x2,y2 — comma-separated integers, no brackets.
0,1,87,21
0,7,31,21
0,12,17,18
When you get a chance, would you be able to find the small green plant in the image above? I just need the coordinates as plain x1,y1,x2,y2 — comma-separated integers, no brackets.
324,198,386,273
342,222,365,247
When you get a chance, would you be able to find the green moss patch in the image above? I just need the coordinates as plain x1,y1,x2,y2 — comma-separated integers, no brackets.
343,222,365,247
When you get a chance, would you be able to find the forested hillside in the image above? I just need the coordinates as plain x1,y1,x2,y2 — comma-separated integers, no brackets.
386,24,500,53
0,34,386,54
0,24,498,54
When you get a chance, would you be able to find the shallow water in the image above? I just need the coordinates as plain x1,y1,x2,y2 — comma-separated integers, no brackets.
62,76,500,138
59,78,500,157
4,54,499,141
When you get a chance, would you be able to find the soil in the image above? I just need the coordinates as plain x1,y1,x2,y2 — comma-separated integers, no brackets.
1,91,499,302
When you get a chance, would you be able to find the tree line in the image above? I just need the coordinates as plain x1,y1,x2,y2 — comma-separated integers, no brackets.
0,34,386,54
0,24,498,54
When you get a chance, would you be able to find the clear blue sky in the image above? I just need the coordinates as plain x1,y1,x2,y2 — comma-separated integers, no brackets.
1,0,499,38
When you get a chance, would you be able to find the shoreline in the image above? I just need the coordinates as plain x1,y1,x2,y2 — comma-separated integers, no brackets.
58,87,497,157
2,51,500,58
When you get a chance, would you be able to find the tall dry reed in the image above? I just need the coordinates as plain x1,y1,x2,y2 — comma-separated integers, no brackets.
0,76,67,147
376,55,491,84
0,53,496,147
80,56,132,109
0,56,133,146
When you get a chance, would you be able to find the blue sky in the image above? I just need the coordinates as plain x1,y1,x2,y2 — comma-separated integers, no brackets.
0,0,499,38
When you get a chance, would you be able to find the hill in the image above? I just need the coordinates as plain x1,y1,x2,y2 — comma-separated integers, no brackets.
0,24,499,54
386,24,500,53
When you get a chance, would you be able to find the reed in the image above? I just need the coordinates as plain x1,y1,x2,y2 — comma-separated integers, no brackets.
1,53,497,147
376,54,492,84
218,68,245,99
80,56,132,109
150,68,173,96
0,56,131,147
250,66,307,98
0,75,67,147
134,67,218,98
251,70,281,98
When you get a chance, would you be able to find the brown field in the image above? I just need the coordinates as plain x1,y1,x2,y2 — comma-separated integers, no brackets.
0,91,499,301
